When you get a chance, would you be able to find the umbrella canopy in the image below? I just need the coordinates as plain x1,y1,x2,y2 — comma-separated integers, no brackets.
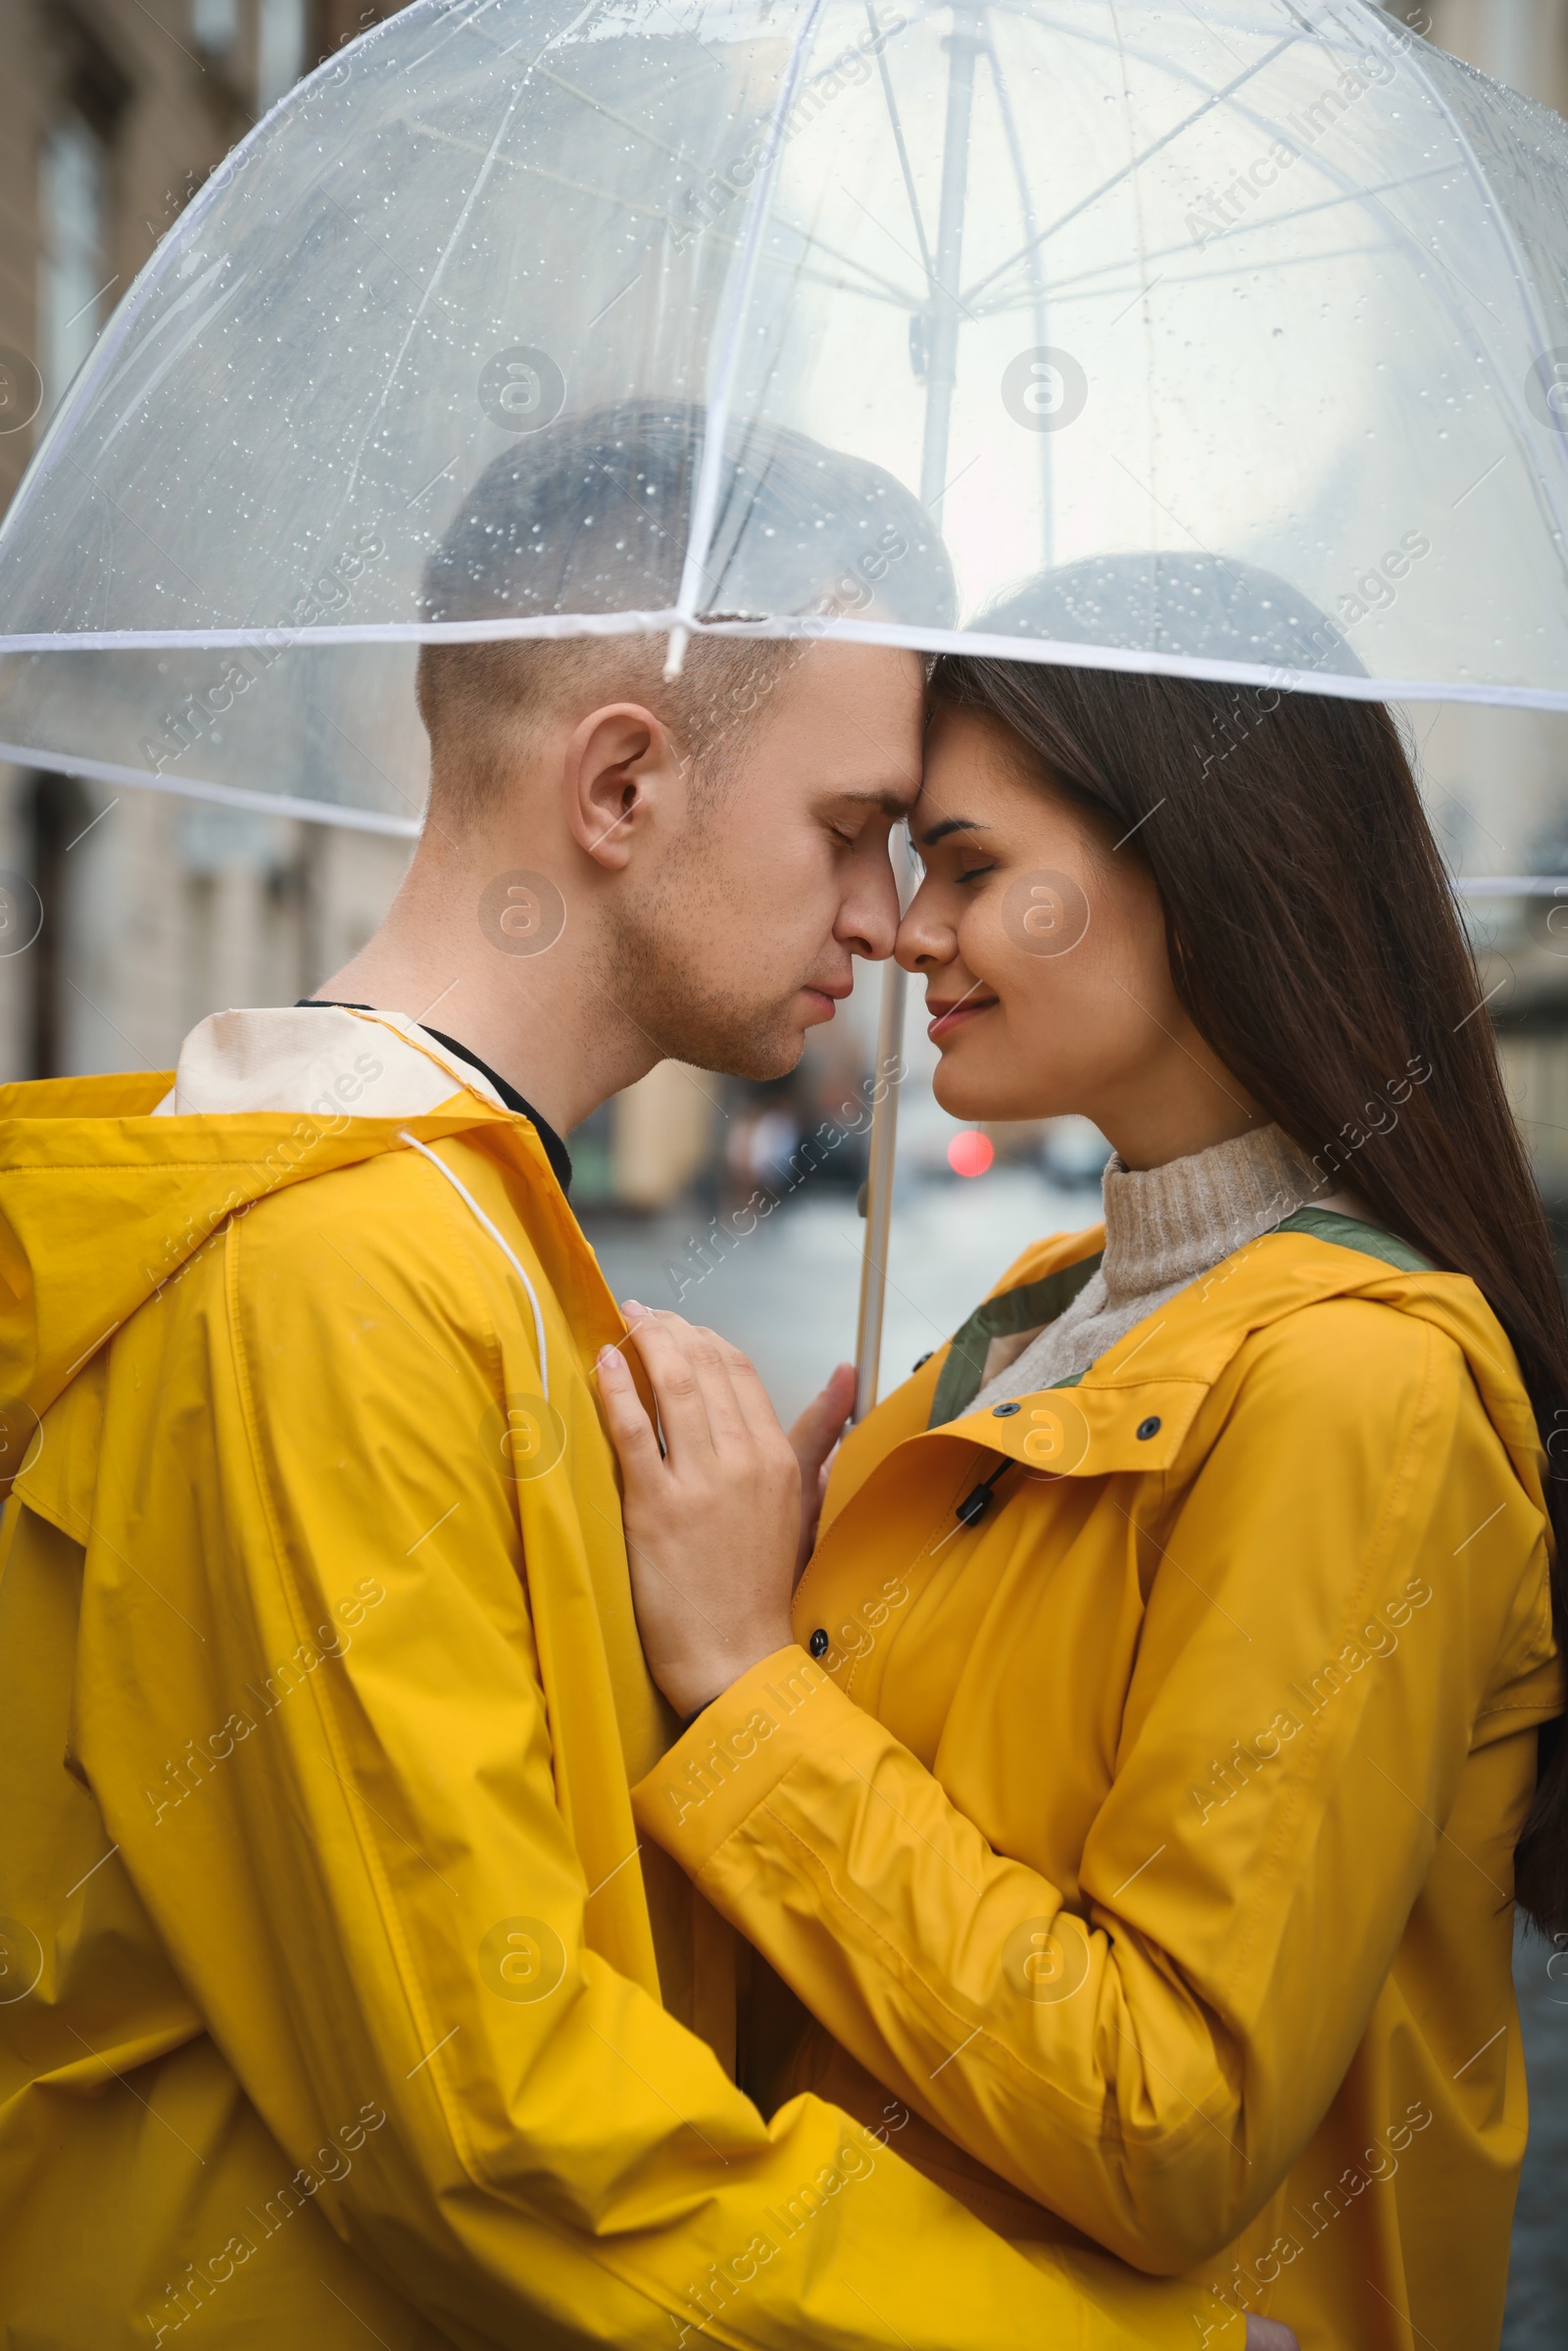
3,0,1567,1395
5,0,1568,826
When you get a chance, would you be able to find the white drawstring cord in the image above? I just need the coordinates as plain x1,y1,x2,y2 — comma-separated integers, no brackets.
397,1131,550,1400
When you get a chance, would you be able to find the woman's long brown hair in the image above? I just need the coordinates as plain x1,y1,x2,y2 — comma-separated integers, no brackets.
933,653,1568,1936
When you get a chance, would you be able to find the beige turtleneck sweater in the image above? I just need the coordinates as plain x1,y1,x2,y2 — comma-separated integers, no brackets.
966,1123,1362,1415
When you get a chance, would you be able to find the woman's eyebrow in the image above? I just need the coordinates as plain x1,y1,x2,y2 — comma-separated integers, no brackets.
918,815,988,847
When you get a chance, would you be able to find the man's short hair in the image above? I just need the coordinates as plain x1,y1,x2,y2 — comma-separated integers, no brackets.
416,401,955,821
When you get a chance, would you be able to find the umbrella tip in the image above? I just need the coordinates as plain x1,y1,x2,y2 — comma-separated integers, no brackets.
662,625,689,681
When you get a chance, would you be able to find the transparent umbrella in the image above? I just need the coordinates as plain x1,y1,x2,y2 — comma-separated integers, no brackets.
3,0,1568,1402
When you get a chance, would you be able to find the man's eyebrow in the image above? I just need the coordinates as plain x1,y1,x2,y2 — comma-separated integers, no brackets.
918,815,987,846
832,784,921,817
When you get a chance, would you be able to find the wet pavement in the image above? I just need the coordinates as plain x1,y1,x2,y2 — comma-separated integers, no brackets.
1504,1923,1568,2348
584,1166,1567,2338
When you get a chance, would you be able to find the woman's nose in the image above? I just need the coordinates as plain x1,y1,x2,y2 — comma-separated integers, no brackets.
895,880,955,974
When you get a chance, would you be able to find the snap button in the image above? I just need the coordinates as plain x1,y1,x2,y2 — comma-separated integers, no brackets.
992,1400,1022,1417
912,1350,934,1370
1136,1415,1162,1441
808,1628,830,1658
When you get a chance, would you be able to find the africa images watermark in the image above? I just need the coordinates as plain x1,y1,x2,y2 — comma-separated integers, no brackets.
667,2108,910,2347
141,1578,387,1826
1189,528,1435,787
1183,12,1434,252
808,1571,912,1678
1193,2098,1435,2335
662,1055,906,1306
136,525,386,779
143,2098,388,2344
668,7,908,256
656,1649,835,1833
1306,1053,1434,1194
1188,1573,1435,1828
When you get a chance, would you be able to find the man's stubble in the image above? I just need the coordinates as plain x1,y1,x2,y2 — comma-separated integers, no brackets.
598,831,807,1083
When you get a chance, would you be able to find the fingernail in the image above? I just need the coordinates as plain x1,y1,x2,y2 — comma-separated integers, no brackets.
597,1345,620,1373
622,1298,647,1317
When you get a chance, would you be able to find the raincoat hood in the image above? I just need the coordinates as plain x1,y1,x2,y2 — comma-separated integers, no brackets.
0,1006,516,1473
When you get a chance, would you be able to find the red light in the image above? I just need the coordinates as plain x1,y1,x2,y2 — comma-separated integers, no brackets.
948,1131,995,1179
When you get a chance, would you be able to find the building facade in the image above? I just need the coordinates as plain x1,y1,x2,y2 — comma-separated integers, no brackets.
0,0,410,1094
1412,5,1568,1213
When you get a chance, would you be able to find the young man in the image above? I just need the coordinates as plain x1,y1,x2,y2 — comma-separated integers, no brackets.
0,411,1274,2348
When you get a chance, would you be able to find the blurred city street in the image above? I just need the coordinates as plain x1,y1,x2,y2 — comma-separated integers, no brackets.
586,1161,1099,1426
1509,1923,1568,2350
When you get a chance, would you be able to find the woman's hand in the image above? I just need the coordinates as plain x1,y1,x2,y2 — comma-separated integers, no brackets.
597,1307,808,1718
1244,2324,1298,2350
787,1356,856,1576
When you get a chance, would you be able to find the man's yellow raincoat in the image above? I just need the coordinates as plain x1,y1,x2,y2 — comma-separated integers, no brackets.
634,1215,1564,2351
0,1007,1230,2350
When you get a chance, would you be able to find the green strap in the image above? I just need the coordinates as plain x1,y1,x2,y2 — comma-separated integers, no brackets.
1273,1206,1435,1273
927,1212,1431,1432
929,1251,1102,1427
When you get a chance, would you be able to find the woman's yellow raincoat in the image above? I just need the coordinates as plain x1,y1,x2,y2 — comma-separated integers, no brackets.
634,1216,1564,2350
0,1009,1235,2351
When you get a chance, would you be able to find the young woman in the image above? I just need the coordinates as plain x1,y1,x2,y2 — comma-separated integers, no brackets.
597,567,1566,2350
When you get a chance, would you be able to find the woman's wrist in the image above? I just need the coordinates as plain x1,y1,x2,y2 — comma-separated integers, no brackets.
655,1623,796,1721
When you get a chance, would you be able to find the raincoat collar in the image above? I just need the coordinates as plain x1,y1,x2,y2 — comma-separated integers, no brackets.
297,997,574,1195
826,1219,1548,1534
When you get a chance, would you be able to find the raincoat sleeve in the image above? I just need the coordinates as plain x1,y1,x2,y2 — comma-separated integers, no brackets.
74,1177,1219,2351
631,1300,1554,2273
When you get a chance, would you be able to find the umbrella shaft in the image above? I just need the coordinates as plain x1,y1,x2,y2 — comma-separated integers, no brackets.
854,957,908,1421
919,18,981,507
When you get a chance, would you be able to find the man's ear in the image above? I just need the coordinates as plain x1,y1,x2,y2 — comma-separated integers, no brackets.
563,702,684,871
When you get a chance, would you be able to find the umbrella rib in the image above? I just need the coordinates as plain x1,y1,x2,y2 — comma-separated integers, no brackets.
770,213,923,309
865,0,935,282
528,59,718,176
670,0,830,661
961,22,1306,309
841,186,977,320
402,0,507,73
981,14,1043,305
59,450,206,607
1347,0,1568,552
972,239,1413,321
408,121,705,226
1191,15,1513,359
973,162,1456,312
969,12,1486,334
404,120,914,309
981,6,1053,555
318,187,442,306
531,46,924,202
964,14,1530,531
339,65,540,511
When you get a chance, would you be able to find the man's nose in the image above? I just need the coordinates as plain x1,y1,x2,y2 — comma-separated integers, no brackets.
839,851,902,962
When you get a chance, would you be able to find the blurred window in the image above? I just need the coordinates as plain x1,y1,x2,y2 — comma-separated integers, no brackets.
258,0,308,110
192,0,241,49
38,115,110,421
1491,0,1534,92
